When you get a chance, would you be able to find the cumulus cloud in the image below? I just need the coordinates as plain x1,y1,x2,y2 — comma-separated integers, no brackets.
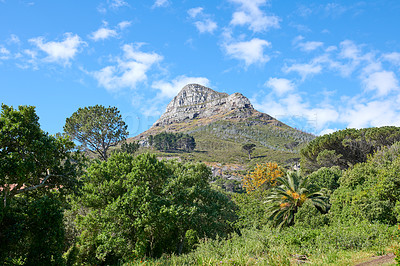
382,52,400,65
265,77,295,96
363,71,399,96
29,33,86,65
254,92,339,133
89,21,131,41
109,0,128,9
92,43,163,92
7,34,20,44
229,0,280,32
194,19,217,34
188,7,203,18
152,0,169,8
283,62,322,80
224,38,271,66
118,21,131,30
0,46,10,60
188,7,217,34
90,27,118,41
342,100,400,128
298,41,324,52
152,75,210,98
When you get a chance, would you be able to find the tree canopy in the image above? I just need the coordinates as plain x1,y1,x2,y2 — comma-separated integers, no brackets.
64,105,128,160
0,104,84,265
0,104,83,207
242,143,256,160
300,126,400,173
70,153,236,264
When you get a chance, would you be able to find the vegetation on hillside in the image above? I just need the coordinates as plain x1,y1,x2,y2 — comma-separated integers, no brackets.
2,104,400,265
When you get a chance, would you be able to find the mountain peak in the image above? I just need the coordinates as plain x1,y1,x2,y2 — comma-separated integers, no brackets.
153,84,257,126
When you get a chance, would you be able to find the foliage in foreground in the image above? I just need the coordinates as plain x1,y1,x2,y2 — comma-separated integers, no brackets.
330,141,400,225
68,153,237,265
124,221,399,265
0,104,84,265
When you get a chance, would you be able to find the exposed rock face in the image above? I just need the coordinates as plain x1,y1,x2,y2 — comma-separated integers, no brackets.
153,84,261,126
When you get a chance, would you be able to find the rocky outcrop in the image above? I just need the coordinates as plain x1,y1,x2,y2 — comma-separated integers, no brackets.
153,84,261,126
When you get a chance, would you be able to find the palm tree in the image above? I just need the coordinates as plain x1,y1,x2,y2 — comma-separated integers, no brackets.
265,171,327,228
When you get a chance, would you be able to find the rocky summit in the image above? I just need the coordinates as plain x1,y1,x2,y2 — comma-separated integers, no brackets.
152,83,274,128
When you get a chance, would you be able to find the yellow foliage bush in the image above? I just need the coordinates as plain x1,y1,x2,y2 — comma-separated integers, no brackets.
242,162,283,193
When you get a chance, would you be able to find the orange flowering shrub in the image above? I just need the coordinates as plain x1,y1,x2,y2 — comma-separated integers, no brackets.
242,162,284,193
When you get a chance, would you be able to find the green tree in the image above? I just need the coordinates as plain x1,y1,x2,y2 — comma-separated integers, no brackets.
242,143,256,160
70,153,236,264
0,104,83,207
265,171,327,228
0,104,84,265
177,135,196,152
300,126,400,173
330,141,400,225
120,141,140,154
64,105,128,160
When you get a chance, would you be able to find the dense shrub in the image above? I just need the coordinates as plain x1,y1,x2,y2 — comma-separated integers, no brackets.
69,153,237,264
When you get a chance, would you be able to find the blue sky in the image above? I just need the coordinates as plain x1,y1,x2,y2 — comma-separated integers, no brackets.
1,0,400,136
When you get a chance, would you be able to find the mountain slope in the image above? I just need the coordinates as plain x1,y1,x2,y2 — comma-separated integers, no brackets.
132,84,314,168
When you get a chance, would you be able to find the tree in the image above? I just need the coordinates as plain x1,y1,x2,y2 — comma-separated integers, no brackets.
0,104,84,264
301,126,400,173
70,153,236,264
242,162,283,193
177,135,196,152
265,171,327,228
0,104,83,207
330,141,400,225
64,105,128,160
120,141,140,154
242,143,256,160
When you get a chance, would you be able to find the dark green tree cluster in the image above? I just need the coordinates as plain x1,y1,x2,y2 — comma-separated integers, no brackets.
67,153,236,264
300,126,400,173
150,132,196,152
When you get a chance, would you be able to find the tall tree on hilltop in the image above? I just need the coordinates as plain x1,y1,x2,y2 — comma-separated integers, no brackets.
64,105,128,160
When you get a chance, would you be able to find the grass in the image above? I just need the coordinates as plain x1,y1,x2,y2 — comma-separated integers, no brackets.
123,224,399,265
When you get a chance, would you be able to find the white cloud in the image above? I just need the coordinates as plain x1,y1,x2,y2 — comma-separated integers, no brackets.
90,27,118,41
339,40,362,60
229,0,280,32
29,33,86,65
363,71,399,96
7,34,20,44
152,0,169,8
118,21,131,30
152,75,210,98
0,46,10,60
188,7,217,34
224,38,271,66
382,52,400,65
188,7,203,18
283,62,322,80
342,100,400,128
265,78,295,96
298,41,324,52
90,21,131,41
92,43,163,92
109,0,128,9
194,19,217,34
254,92,339,133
